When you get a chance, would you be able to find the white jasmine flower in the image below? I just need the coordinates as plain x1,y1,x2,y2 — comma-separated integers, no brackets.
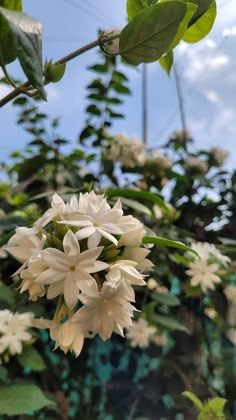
20,258,46,301
122,247,153,273
126,319,157,348
108,133,146,167
6,228,44,264
73,282,137,341
151,333,168,347
185,157,208,174
186,260,221,292
33,193,66,230
0,310,34,355
36,230,108,309
50,319,84,357
60,196,131,248
118,226,145,247
105,260,146,300
190,242,230,266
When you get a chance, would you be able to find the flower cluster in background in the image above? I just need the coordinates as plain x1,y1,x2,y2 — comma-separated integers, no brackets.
0,310,34,357
186,242,231,293
6,192,153,357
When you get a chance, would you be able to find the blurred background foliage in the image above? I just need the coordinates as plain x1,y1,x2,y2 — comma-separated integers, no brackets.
0,51,236,419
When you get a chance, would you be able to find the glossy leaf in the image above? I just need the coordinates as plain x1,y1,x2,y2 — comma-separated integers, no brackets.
0,282,15,305
0,384,55,415
106,188,167,209
0,0,21,64
17,346,47,372
142,235,199,257
126,0,144,21
183,0,216,42
0,7,46,99
120,2,188,65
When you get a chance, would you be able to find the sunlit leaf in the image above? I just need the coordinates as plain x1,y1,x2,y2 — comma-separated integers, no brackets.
0,384,55,415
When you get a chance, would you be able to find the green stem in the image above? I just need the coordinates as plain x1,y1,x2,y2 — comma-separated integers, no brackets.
0,33,120,108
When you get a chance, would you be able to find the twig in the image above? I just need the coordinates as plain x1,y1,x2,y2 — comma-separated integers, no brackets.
0,33,120,108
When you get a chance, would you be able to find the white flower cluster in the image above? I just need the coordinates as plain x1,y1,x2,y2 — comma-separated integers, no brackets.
0,310,33,356
107,133,172,171
185,157,208,174
146,150,172,170
210,147,229,167
6,192,153,357
108,133,146,168
186,242,230,293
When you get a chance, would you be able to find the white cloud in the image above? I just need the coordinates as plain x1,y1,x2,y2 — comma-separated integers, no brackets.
223,25,236,37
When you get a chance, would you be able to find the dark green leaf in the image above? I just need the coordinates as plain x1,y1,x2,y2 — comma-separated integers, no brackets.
0,7,46,99
0,384,55,415
0,282,15,305
142,236,199,257
120,2,188,65
151,314,189,332
105,188,167,209
86,104,101,116
0,1,22,64
17,346,47,372
152,292,180,306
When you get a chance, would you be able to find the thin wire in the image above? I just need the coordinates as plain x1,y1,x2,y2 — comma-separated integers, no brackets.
63,0,111,27
156,21,236,143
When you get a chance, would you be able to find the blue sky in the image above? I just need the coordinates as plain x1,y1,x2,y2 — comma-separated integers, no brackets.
0,0,236,168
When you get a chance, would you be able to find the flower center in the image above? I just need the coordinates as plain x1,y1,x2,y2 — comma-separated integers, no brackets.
70,266,76,272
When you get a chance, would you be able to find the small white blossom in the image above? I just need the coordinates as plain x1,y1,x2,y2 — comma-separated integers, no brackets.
36,230,108,309
50,319,85,357
73,282,137,341
186,259,221,292
105,260,146,300
126,319,157,348
108,133,146,167
190,242,230,266
0,310,34,355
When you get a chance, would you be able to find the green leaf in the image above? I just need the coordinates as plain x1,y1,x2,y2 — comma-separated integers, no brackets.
182,391,204,411
105,188,167,209
118,197,151,216
159,50,173,75
0,7,46,99
0,282,15,305
152,292,180,306
185,279,202,297
17,346,47,372
142,235,199,257
151,314,189,332
126,0,144,21
120,2,189,65
183,0,216,42
0,384,55,415
44,59,66,83
0,1,22,64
